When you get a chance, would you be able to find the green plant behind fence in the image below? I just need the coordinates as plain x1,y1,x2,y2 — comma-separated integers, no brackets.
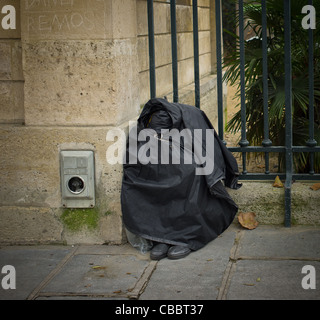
223,0,320,173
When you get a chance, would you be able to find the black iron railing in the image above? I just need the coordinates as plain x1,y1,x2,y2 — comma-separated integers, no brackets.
146,0,320,227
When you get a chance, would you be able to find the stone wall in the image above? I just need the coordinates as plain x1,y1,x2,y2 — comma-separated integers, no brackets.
21,0,140,126
0,0,226,245
228,181,320,226
0,0,24,124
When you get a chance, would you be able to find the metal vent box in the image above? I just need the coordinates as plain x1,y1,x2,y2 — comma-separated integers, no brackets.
60,151,95,208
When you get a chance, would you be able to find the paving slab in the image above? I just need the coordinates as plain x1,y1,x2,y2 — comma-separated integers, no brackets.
1,225,320,301
222,226,320,300
140,226,237,300
226,260,320,300
236,226,320,259
37,248,151,299
0,246,72,300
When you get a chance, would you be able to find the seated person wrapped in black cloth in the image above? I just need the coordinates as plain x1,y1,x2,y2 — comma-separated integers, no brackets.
121,98,241,260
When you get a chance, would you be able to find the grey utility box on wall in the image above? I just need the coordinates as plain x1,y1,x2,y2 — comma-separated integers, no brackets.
60,150,95,208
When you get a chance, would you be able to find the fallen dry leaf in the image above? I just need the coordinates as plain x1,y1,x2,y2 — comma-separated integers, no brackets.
310,183,320,191
273,176,284,188
92,266,106,270
238,212,259,230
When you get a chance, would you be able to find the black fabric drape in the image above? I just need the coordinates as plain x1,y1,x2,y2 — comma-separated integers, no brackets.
121,98,241,251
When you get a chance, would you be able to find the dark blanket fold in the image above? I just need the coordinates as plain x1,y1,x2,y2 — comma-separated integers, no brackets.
121,98,241,251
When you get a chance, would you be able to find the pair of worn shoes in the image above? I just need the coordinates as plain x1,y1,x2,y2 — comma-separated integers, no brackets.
150,243,191,261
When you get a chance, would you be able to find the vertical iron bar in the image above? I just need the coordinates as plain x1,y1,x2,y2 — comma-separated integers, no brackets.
215,0,224,141
193,0,200,109
171,0,179,103
284,0,292,228
147,0,156,99
238,0,249,174
306,0,317,174
261,0,272,174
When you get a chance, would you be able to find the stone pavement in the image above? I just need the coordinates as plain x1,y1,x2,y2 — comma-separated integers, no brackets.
0,225,319,301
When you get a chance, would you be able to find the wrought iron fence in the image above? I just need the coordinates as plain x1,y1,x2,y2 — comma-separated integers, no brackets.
146,0,320,227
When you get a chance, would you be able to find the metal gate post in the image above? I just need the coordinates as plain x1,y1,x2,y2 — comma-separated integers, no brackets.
284,0,293,227
215,0,224,141
147,0,156,99
192,0,200,109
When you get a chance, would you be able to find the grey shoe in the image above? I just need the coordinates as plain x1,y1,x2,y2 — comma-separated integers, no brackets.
150,243,171,261
167,246,191,260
